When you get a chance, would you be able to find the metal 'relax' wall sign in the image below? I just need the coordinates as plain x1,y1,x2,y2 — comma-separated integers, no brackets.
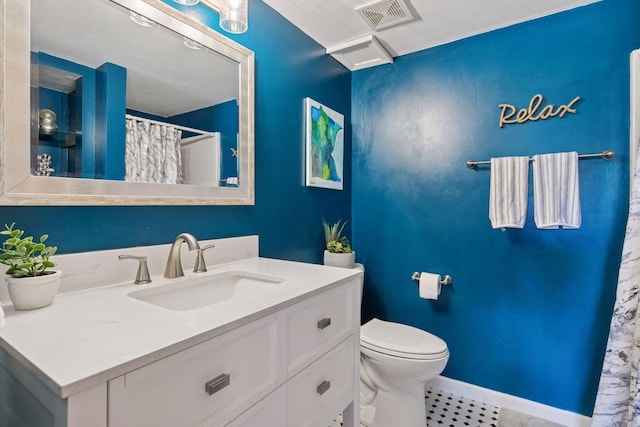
498,94,581,128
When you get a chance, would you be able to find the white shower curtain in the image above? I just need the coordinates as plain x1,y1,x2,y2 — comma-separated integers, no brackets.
125,119,183,184
592,143,640,426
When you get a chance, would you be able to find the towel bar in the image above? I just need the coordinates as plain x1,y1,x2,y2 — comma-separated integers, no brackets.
411,272,452,286
466,150,615,169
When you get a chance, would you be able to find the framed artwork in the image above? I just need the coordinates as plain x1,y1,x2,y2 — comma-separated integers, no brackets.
305,97,344,190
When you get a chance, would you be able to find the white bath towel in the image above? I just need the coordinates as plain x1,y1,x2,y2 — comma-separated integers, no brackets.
489,156,530,230
532,151,581,229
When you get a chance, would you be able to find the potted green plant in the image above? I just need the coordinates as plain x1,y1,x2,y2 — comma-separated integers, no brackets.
322,218,356,268
0,223,60,310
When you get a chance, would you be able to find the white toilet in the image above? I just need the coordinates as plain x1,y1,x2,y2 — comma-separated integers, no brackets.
352,263,449,426
359,318,449,427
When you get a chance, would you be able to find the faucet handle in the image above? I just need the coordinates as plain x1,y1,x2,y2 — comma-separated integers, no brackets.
118,255,152,284
194,244,216,273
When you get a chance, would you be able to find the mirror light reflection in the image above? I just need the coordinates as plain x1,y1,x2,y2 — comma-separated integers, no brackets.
31,0,240,187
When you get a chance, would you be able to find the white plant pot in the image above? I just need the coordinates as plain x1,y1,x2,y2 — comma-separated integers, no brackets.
323,250,356,269
6,270,62,310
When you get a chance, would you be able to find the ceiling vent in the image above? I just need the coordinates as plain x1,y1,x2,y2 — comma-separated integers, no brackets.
326,35,394,71
356,0,415,31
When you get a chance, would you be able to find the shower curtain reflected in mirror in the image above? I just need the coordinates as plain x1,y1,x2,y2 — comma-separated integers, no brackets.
592,141,640,425
125,118,183,184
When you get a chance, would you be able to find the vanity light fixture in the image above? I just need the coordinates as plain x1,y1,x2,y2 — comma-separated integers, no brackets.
129,11,154,27
173,0,200,5
219,0,248,34
172,0,248,34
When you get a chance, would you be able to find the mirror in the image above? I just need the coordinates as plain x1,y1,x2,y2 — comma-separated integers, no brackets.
0,0,254,205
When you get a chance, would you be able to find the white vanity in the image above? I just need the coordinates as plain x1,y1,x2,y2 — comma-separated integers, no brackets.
0,236,362,427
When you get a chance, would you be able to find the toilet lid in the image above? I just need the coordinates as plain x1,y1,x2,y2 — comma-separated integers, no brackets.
361,318,448,359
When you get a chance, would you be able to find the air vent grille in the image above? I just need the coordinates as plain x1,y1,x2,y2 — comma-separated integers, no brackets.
356,0,414,31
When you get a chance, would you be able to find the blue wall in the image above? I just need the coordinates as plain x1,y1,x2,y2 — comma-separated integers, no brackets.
2,0,351,263
96,62,127,181
169,100,239,181
352,0,639,416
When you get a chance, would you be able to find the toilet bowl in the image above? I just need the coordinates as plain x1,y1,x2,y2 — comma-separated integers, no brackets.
359,318,449,427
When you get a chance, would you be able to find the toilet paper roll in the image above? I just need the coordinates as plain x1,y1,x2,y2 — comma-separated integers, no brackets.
419,272,441,300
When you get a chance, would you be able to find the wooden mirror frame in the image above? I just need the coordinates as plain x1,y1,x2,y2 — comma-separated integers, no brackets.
0,0,254,205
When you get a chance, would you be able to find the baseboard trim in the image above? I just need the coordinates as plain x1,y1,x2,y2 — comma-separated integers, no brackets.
429,376,591,427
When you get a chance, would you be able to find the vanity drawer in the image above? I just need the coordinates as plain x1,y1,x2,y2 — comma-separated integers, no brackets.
222,388,285,427
108,314,277,427
286,338,354,427
286,282,354,376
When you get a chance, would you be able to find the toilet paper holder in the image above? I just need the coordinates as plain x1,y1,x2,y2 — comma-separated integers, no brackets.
411,272,452,286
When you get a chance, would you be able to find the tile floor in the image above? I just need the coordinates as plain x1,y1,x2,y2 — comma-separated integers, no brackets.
424,388,499,426
329,387,500,427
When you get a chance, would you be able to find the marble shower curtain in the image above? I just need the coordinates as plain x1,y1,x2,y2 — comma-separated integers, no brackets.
592,144,640,426
124,119,183,184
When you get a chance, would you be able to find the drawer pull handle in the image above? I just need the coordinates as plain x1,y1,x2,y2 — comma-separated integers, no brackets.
317,317,332,330
205,373,231,396
316,380,331,395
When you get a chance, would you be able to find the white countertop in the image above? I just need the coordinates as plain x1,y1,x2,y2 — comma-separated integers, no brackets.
0,257,361,399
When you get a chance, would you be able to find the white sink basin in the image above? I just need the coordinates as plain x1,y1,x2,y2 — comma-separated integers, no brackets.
128,271,286,311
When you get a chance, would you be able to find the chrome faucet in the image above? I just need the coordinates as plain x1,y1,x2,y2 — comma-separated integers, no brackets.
164,233,200,279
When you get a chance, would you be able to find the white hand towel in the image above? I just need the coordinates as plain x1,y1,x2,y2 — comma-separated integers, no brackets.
0,304,5,330
489,156,530,230
532,151,581,229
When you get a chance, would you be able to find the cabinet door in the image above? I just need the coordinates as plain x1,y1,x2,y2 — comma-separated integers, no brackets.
108,314,277,427
286,282,354,377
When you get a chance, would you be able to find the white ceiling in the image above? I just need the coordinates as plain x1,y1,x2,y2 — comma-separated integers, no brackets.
262,0,601,71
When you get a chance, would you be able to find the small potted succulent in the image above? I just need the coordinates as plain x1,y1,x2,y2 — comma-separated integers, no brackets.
322,218,355,268
0,223,60,310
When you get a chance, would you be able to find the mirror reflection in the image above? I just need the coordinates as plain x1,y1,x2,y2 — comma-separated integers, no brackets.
30,0,240,187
